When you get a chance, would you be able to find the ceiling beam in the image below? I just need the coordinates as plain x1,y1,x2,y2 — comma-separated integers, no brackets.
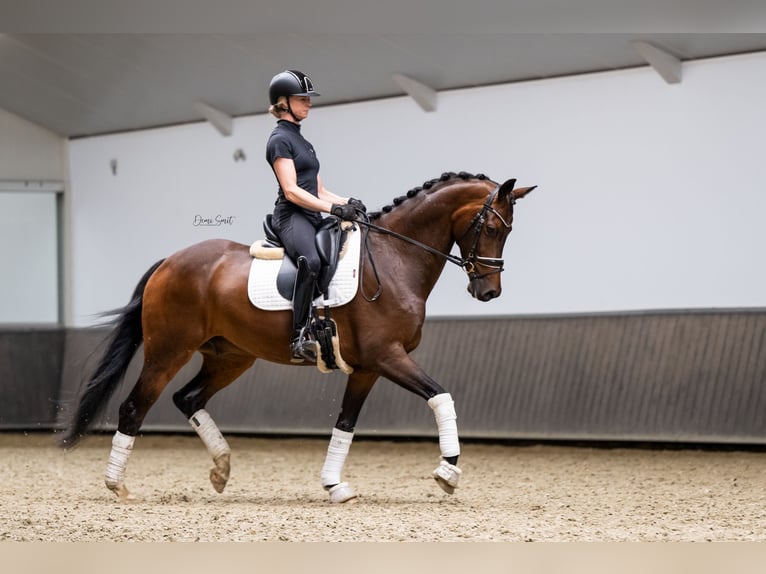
632,41,682,85
194,101,233,136
392,73,438,112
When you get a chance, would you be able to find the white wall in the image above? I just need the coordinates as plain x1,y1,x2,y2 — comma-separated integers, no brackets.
68,52,766,326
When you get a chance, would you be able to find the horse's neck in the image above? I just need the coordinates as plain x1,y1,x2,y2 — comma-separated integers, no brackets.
373,192,459,296
391,208,454,253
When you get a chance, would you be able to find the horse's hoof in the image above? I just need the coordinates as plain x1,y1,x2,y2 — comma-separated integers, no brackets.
432,460,462,494
210,453,230,493
210,469,228,493
327,482,358,504
106,481,135,502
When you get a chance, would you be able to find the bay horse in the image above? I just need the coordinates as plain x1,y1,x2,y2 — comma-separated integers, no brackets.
60,171,535,503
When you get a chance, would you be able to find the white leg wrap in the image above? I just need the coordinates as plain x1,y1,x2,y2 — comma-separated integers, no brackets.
320,428,354,488
105,431,135,488
189,409,230,459
428,393,460,458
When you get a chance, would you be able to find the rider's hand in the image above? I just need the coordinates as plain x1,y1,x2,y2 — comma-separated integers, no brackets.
331,203,357,221
348,197,367,213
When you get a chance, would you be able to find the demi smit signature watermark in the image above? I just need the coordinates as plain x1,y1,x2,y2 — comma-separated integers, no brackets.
193,214,236,227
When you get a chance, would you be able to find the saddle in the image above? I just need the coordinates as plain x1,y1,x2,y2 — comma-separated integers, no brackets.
259,214,351,301
249,214,356,374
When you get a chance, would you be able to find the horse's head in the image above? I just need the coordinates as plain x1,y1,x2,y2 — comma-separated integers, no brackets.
364,172,535,303
454,178,536,301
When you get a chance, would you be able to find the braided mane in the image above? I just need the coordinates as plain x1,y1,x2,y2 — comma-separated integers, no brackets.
368,171,491,221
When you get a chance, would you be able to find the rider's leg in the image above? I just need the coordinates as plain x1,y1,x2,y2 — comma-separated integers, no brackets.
271,208,323,362
290,255,318,362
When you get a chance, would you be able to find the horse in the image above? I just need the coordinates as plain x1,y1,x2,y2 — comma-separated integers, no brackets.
60,171,536,503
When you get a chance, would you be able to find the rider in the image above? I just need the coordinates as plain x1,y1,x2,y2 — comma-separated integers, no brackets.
265,70,365,363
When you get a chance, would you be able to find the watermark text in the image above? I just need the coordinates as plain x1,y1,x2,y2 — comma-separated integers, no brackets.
193,214,236,227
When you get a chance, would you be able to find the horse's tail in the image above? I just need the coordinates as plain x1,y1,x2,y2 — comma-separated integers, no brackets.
59,259,165,448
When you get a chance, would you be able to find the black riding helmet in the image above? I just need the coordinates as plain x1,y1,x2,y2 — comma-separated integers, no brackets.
268,70,321,105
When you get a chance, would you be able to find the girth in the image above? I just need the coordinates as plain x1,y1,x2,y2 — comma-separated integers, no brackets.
262,214,350,300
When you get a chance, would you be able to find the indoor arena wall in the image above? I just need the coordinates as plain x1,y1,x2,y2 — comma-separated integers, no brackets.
2,52,766,444
42,309,765,444
66,51,766,325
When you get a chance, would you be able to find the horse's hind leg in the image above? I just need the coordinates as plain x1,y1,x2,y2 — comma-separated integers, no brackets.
320,370,378,503
105,347,196,500
172,341,255,493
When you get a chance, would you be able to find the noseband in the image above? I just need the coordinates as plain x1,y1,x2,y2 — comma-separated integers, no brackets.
355,184,512,299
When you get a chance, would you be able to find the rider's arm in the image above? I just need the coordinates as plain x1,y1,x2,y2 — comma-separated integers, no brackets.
273,158,337,213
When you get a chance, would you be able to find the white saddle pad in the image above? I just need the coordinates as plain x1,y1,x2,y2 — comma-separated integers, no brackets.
247,228,361,311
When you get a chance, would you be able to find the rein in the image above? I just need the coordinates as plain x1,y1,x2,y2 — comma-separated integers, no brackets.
357,219,465,267
354,184,510,301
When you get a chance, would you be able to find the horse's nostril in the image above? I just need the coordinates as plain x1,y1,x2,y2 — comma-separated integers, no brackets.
480,290,500,301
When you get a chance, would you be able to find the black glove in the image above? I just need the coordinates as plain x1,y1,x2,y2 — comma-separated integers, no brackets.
331,203,357,221
348,197,367,213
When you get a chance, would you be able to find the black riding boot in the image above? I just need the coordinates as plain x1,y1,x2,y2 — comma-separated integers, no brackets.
290,256,318,363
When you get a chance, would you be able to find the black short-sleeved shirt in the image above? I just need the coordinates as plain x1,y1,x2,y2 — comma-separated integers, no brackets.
266,120,320,214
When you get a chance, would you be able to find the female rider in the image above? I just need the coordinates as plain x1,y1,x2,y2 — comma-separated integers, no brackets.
265,70,365,362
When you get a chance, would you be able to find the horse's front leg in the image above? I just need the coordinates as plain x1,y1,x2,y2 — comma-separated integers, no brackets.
376,348,462,494
321,370,379,503
427,393,462,494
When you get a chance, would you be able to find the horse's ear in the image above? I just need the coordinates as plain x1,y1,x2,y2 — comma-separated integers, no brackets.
497,178,516,201
511,185,537,201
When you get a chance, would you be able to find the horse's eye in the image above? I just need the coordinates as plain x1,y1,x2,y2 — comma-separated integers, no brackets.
485,226,498,238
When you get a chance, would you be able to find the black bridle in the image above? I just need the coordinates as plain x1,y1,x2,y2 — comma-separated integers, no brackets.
354,184,513,300
455,184,514,280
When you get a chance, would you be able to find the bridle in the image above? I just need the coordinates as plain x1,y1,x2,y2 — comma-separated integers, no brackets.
354,184,513,300
455,184,513,280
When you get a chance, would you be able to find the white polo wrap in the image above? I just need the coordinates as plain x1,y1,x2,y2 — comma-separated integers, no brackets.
428,393,460,458
104,431,134,486
189,409,230,459
321,428,354,488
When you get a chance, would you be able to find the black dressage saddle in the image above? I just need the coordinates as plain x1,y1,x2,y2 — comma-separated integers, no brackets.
262,214,351,301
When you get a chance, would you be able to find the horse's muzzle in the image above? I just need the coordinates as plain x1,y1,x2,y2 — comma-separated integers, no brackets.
467,281,501,302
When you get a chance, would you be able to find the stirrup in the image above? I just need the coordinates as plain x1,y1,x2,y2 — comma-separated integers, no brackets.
290,330,317,363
